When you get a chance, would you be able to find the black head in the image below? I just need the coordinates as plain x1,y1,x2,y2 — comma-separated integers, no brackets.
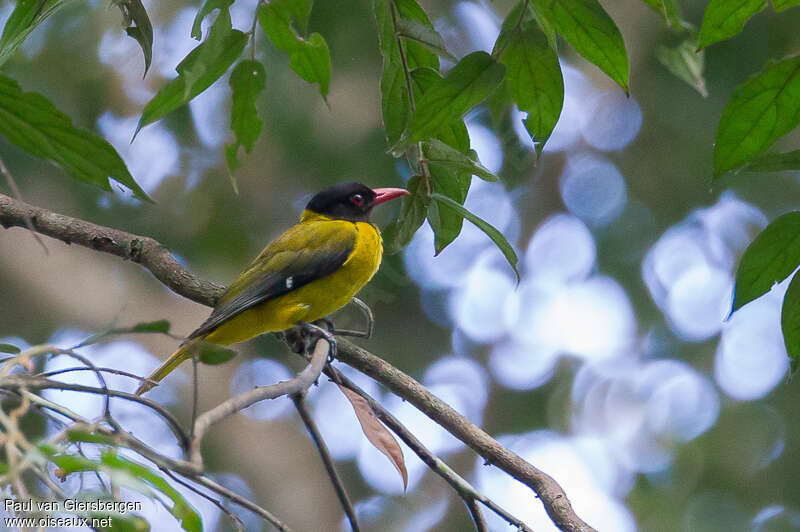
305,182,408,222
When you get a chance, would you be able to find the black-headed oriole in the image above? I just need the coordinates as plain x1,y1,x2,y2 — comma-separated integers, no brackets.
136,182,408,395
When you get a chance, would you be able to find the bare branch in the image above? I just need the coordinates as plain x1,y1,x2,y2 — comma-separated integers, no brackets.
0,375,190,451
292,391,360,532
0,191,596,532
0,193,223,307
190,474,295,532
189,337,328,467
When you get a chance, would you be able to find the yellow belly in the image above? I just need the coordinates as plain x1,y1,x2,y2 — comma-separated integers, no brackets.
205,221,382,345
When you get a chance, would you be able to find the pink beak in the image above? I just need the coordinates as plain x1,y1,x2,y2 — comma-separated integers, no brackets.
372,187,410,206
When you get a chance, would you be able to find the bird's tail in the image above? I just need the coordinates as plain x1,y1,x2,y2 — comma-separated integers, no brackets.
135,339,199,396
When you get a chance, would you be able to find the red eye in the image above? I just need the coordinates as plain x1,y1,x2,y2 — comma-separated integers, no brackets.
351,193,365,206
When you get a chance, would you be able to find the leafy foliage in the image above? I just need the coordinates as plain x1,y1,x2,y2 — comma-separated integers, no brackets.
382,176,429,254
258,0,331,98
44,447,202,532
697,0,766,50
0,0,76,68
137,7,247,134
640,0,683,29
656,33,707,97
394,52,504,151
744,149,800,171
530,0,629,92
75,319,172,347
0,75,149,200
196,341,237,365
495,10,564,155
116,0,154,76
782,272,800,371
227,60,267,172
431,193,520,281
732,212,800,312
714,56,800,177
0,343,21,354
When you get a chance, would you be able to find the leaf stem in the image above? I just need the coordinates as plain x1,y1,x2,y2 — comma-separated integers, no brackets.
389,0,432,195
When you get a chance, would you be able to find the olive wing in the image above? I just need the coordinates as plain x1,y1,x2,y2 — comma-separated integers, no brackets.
188,222,356,339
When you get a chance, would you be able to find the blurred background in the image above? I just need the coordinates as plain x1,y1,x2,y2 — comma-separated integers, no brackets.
2,0,800,530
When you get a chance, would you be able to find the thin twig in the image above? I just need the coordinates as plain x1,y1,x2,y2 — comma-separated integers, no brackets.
161,467,245,532
0,375,190,452
37,365,159,386
387,0,433,195
189,337,329,467
327,367,532,532
189,474,295,532
466,499,489,532
292,392,360,532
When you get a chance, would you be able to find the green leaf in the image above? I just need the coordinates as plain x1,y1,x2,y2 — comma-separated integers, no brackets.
117,0,154,76
423,139,498,181
407,67,473,250
431,193,519,280
427,168,469,252
394,51,505,151
531,0,629,92
697,0,766,49
714,55,800,177
287,32,331,97
227,60,266,169
258,0,331,97
732,211,800,312
0,75,150,200
0,0,75,68
382,176,429,253
75,320,171,347
497,24,564,155
773,0,800,11
101,453,202,532
130,320,171,334
782,272,800,368
640,0,684,28
191,0,234,40
0,343,21,354
196,342,237,365
656,34,707,97
137,11,247,134
396,18,455,62
409,67,470,151
743,149,800,171
373,0,439,144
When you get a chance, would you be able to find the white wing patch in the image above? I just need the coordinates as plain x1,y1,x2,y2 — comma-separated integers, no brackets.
285,276,294,289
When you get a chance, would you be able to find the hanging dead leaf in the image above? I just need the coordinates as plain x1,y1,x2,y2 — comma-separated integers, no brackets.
337,384,408,490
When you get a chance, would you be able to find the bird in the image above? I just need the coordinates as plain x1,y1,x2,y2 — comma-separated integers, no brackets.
135,182,409,395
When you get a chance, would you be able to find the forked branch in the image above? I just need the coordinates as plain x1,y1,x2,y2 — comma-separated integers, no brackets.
0,191,596,532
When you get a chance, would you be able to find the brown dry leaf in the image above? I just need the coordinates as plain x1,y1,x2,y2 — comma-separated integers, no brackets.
337,384,408,490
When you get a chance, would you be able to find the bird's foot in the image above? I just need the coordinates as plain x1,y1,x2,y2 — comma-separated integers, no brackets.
283,321,338,363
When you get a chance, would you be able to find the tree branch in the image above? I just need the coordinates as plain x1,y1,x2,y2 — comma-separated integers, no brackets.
189,337,328,467
0,193,224,307
327,366,532,532
292,391,360,532
0,191,596,532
